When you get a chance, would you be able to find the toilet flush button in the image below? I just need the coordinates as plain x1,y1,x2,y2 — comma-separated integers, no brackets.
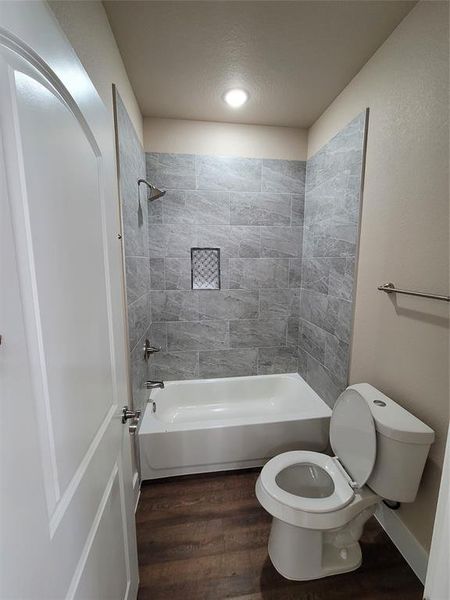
373,400,386,407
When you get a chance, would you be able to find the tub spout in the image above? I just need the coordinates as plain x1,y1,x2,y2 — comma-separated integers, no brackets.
146,380,164,389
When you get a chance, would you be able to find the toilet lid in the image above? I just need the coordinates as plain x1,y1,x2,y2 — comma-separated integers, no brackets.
330,389,377,488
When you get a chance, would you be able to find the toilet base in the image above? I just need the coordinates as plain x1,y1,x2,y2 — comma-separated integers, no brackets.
267,507,374,581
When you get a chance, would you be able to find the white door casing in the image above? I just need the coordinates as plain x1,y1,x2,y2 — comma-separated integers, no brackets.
424,425,450,600
0,2,138,599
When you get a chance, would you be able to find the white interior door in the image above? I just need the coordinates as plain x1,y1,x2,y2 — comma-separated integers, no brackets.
0,2,139,599
424,425,450,600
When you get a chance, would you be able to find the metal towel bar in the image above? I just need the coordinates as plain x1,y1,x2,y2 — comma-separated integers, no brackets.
377,282,450,302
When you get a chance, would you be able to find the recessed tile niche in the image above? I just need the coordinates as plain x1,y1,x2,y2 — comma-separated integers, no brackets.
191,248,221,290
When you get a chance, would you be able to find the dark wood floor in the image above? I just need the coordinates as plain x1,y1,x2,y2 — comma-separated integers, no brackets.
136,470,424,600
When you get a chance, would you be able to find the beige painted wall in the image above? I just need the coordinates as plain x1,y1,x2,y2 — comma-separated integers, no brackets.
309,0,449,551
49,0,143,143
144,117,308,160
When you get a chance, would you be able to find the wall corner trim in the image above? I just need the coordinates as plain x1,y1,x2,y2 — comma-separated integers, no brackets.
375,504,428,584
133,471,141,513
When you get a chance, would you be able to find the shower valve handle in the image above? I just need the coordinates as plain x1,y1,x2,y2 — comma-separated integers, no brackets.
143,339,161,360
122,406,141,424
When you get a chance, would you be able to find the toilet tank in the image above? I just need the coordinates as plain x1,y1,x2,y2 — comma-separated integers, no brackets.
349,384,435,503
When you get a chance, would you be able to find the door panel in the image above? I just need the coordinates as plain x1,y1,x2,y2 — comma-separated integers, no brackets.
15,65,115,503
0,3,138,598
68,465,128,600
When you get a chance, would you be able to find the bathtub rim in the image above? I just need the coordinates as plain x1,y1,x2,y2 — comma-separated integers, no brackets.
139,372,332,434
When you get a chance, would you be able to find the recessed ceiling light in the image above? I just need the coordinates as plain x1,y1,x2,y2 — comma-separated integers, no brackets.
223,88,249,108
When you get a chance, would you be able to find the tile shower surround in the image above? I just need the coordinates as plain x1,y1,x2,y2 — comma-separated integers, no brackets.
119,111,366,407
116,96,363,411
146,152,306,382
146,114,365,406
298,112,366,406
115,93,150,415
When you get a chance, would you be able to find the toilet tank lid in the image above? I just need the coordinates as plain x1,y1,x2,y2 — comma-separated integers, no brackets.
348,384,435,445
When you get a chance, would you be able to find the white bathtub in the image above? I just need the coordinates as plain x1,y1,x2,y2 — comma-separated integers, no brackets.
138,373,331,480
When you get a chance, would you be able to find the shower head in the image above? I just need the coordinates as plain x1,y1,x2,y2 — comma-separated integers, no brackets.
138,179,166,202
148,188,166,201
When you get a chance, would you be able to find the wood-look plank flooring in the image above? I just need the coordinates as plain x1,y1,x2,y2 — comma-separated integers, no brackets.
136,470,424,600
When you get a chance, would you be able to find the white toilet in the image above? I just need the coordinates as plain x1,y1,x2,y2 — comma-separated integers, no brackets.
255,383,435,581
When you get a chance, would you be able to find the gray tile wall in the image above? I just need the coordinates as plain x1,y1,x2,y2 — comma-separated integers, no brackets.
298,112,367,407
115,93,150,413
118,114,365,403
146,152,306,380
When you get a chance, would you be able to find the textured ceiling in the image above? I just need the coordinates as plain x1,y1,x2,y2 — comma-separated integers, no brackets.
104,0,415,128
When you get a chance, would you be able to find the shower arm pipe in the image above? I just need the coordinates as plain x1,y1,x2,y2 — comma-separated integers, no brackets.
137,178,166,201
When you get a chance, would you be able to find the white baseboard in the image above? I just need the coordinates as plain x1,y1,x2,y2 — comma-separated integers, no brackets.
375,503,428,584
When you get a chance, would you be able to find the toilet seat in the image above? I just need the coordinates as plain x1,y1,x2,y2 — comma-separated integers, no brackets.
260,389,378,515
260,451,355,514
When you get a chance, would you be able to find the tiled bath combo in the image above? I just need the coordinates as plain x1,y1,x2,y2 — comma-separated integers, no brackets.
117,103,366,408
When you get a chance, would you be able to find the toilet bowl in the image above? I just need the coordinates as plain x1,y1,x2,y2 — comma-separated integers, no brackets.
256,451,380,580
256,383,435,581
